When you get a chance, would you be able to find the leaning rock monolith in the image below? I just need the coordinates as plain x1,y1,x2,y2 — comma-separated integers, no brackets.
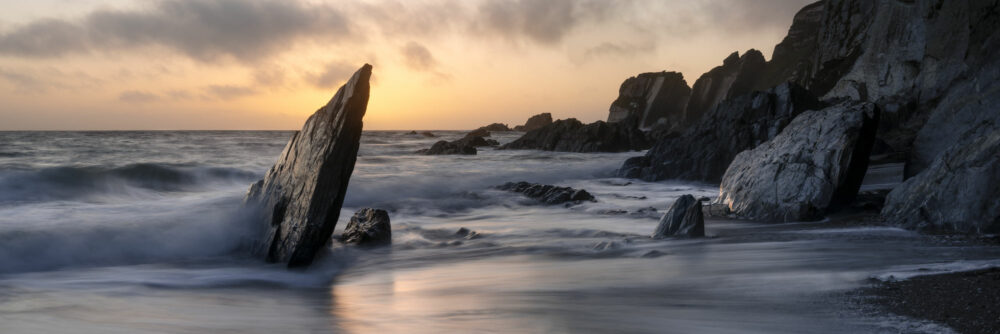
244,64,372,267
652,195,705,238
717,101,879,222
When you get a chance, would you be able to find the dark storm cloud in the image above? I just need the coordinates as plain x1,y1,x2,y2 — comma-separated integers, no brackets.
0,0,349,62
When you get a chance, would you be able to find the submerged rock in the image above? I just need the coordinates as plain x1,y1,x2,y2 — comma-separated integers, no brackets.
244,64,372,267
497,181,596,205
500,118,649,153
881,131,1000,234
417,140,477,155
420,131,436,138
341,208,392,245
619,83,824,182
717,101,879,222
652,195,705,238
513,113,553,132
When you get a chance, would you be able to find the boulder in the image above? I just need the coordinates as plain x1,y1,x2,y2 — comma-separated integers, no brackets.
513,113,553,132
619,83,825,182
417,140,477,155
454,135,499,147
243,64,372,267
881,131,1000,234
466,128,490,138
652,195,704,238
496,181,596,205
341,208,392,245
716,101,879,222
420,131,436,138
500,117,649,153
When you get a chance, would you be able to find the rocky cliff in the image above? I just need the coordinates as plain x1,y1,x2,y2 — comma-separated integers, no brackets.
244,64,372,267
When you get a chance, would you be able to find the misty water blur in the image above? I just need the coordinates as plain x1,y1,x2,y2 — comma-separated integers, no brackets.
0,131,996,333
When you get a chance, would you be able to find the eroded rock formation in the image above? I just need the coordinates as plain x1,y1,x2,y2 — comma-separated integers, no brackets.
244,64,372,267
717,102,879,222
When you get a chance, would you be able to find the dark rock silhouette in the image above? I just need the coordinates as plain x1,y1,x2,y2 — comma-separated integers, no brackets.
243,64,372,267
882,131,1000,233
497,181,596,205
513,113,553,132
477,123,511,132
619,83,824,182
417,140,477,155
420,131,436,137
607,72,691,131
500,117,649,153
341,208,392,245
717,101,879,222
652,195,705,238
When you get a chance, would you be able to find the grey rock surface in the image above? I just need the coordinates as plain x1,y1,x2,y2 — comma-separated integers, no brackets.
243,64,372,267
652,195,705,238
881,131,1000,233
341,208,392,245
717,101,879,222
607,72,691,131
497,181,596,205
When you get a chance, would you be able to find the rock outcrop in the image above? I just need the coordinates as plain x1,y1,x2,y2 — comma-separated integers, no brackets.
496,181,596,205
477,123,511,132
618,83,825,182
651,195,705,238
716,101,879,222
500,117,649,153
243,64,372,267
881,131,1000,233
607,72,691,131
514,113,553,132
686,50,768,124
417,140,477,155
341,208,392,245
420,131,436,137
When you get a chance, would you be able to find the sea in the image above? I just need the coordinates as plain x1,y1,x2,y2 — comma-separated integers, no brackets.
1,130,998,333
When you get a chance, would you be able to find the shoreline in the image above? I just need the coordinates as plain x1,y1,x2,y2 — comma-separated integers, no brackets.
853,267,1000,334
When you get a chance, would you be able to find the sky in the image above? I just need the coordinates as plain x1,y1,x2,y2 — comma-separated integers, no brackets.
0,0,815,130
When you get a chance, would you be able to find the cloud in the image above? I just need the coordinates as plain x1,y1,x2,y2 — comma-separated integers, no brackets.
310,62,358,89
400,41,438,71
583,41,656,59
204,84,257,100
475,0,622,45
118,90,160,103
0,0,349,62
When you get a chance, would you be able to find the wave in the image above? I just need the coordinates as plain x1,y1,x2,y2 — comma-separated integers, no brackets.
0,163,261,204
0,196,262,275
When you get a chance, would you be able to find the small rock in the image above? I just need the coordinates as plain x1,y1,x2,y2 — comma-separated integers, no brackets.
652,195,704,238
496,181,596,205
342,208,392,246
417,140,477,155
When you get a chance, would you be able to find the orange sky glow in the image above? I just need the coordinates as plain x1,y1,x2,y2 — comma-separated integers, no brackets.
0,0,814,130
